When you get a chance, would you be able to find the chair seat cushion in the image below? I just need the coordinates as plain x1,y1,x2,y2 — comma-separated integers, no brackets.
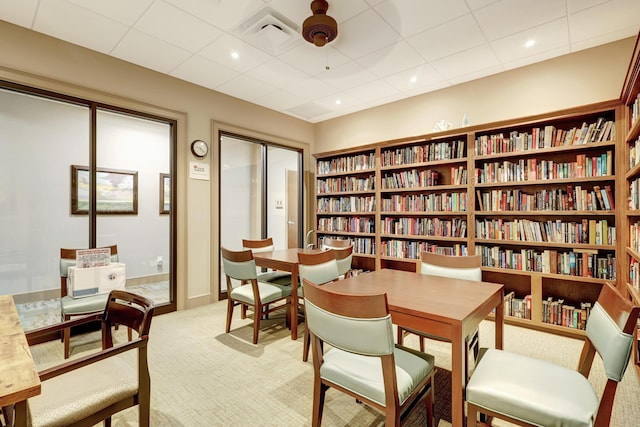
257,271,292,286
320,345,435,406
230,281,290,305
466,348,598,427
28,355,137,427
60,294,109,316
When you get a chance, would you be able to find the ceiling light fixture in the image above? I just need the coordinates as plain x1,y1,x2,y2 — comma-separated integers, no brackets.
302,0,338,47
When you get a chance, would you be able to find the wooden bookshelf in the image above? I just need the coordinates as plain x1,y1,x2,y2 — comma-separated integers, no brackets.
621,31,640,381
314,100,621,340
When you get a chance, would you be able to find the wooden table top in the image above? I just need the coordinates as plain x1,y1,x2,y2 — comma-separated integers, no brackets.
0,295,41,406
252,247,322,264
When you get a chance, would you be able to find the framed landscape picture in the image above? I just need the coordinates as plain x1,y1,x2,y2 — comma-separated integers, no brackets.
160,173,170,214
71,165,138,215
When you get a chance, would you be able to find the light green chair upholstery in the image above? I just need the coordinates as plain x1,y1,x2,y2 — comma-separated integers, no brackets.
397,252,482,380
221,247,292,345
24,290,155,427
297,250,341,362
466,282,640,427
59,245,119,359
242,237,292,286
303,277,436,427
333,246,353,279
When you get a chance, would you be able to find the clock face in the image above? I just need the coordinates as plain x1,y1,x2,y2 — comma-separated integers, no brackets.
191,140,208,158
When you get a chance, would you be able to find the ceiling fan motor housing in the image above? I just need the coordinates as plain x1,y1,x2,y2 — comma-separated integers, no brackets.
302,0,338,47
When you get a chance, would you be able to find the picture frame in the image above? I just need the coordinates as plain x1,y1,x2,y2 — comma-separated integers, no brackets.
160,173,170,215
71,165,138,215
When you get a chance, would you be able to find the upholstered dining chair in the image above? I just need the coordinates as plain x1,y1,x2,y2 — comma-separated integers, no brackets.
302,277,436,427
59,245,120,359
242,237,292,286
297,249,341,362
23,290,155,427
397,252,482,379
321,236,351,250
466,281,639,427
221,247,292,344
332,245,353,279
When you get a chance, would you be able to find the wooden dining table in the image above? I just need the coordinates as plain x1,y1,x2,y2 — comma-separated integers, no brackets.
0,295,41,426
252,247,321,340
321,268,504,427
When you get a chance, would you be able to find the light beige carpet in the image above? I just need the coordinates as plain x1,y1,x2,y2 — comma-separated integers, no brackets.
27,299,640,427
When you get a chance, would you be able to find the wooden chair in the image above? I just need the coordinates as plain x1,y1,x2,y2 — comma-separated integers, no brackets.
397,252,482,379
297,249,341,362
242,237,292,286
59,245,120,359
320,236,351,250
22,290,154,427
221,247,292,344
333,245,353,279
466,281,640,427
302,277,436,427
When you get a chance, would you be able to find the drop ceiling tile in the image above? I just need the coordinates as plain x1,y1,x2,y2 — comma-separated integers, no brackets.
112,29,193,74
34,0,128,54
430,44,501,81
314,92,360,111
245,58,308,88
356,40,425,78
317,0,369,23
67,0,153,26
315,61,377,90
164,0,265,30
252,88,303,111
377,0,469,37
199,34,272,73
491,19,569,63
474,0,567,41
446,64,504,86
384,64,447,92
346,80,400,103
279,44,350,76
568,0,640,44
566,0,607,14
501,45,570,71
334,9,399,58
466,0,501,11
170,54,238,90
286,102,334,121
134,1,222,53
0,0,38,27
285,77,340,103
407,14,485,62
216,74,275,101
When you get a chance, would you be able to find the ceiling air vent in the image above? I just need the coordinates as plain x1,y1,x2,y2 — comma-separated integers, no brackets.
231,7,300,55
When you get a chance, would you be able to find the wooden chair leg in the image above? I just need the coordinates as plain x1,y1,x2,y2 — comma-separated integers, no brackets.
63,326,71,359
419,336,425,352
397,327,404,345
253,304,261,344
303,325,310,362
225,298,234,333
241,303,247,319
312,381,328,427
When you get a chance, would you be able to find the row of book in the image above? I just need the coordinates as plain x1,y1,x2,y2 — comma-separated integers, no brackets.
628,221,640,253
475,245,616,279
629,177,640,210
630,258,640,289
475,218,615,245
318,235,376,255
316,153,375,175
450,166,468,185
380,240,467,259
474,117,615,155
476,185,614,212
381,169,439,189
317,217,375,233
317,196,376,213
631,93,640,128
542,298,592,330
628,136,640,170
380,217,467,238
380,140,466,166
316,176,375,194
381,192,468,212
504,292,532,320
475,151,613,183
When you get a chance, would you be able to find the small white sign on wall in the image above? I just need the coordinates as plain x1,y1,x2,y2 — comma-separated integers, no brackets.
189,161,210,181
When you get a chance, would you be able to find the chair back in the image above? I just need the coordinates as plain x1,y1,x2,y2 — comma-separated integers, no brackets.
419,252,482,281
302,277,394,356
333,246,353,277
584,282,639,382
242,237,276,253
102,290,154,348
321,237,351,250
221,247,258,283
59,245,118,298
298,250,340,285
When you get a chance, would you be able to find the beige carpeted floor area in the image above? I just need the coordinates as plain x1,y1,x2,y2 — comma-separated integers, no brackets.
27,299,640,427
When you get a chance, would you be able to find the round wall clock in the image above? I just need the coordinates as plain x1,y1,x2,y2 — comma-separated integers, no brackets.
190,139,208,158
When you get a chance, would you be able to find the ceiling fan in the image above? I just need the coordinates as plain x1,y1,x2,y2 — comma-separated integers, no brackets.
302,0,338,47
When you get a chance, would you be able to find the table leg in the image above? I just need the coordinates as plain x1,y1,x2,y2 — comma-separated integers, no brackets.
290,265,298,340
495,293,504,349
451,327,464,427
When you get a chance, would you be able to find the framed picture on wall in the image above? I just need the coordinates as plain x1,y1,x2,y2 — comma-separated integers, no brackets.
160,173,170,215
71,165,138,215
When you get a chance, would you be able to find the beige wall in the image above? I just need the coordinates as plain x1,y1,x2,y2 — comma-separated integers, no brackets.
315,37,636,153
0,21,314,309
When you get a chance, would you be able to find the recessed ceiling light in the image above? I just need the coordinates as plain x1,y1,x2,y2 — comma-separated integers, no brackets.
231,51,240,60
525,39,536,48
410,76,417,83
335,99,341,105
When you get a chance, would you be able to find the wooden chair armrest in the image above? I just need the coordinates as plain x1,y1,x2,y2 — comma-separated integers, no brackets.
25,313,103,345
37,336,147,381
